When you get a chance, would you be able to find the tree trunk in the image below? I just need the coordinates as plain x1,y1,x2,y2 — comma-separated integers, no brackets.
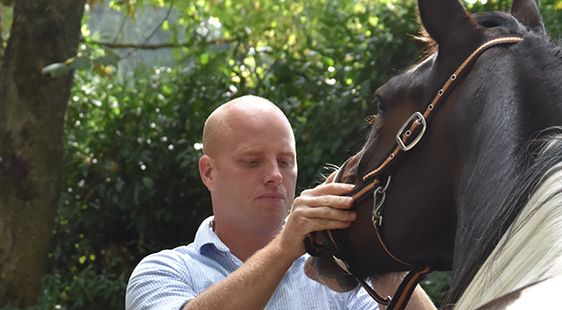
0,0,85,306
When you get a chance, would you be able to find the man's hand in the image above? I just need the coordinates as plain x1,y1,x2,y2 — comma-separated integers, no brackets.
278,183,356,260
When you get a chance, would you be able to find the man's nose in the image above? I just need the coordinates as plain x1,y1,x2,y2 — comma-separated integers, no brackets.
265,161,283,184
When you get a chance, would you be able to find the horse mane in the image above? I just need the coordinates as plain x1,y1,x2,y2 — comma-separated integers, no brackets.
442,127,562,308
453,131,562,309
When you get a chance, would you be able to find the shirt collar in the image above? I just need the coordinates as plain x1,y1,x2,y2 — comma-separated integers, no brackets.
194,216,231,253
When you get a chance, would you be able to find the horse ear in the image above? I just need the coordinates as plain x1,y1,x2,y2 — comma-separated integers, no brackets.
418,0,481,53
511,0,546,34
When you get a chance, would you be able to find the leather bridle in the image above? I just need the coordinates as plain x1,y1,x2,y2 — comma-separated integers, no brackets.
305,36,523,309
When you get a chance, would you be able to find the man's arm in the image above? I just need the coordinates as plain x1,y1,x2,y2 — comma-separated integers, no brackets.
183,183,357,309
182,233,295,309
408,285,436,310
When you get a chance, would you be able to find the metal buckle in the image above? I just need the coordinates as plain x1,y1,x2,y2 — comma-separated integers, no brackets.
396,112,427,151
372,176,391,227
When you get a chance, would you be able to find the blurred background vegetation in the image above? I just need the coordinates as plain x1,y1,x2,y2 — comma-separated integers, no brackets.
1,0,561,309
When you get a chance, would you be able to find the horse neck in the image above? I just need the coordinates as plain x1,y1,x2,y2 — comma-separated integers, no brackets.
451,69,533,264
446,36,562,304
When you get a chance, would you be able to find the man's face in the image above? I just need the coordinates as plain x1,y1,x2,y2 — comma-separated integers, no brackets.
205,109,297,235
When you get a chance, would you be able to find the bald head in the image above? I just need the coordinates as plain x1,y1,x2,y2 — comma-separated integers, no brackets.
198,95,298,251
202,95,294,157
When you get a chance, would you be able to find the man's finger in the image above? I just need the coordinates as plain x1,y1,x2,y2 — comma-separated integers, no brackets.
301,182,355,196
303,195,354,209
295,205,356,222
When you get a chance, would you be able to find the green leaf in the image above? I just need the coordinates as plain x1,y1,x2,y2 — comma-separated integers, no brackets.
200,53,209,65
41,62,71,78
67,56,92,70
142,177,154,190
93,56,119,67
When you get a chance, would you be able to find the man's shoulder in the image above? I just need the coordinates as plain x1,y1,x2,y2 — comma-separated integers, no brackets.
140,244,194,264
132,244,199,275
126,245,201,310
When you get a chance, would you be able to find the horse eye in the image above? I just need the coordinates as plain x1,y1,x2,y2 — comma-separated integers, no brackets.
372,95,385,115
366,95,384,125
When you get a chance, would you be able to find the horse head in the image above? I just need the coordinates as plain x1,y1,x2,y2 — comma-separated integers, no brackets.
306,0,562,308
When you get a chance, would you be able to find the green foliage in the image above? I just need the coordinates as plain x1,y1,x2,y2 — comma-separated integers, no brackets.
36,1,424,308
33,0,562,309
422,271,453,305
34,267,127,310
0,2,13,55
42,46,120,78
466,0,562,37
540,0,562,36
39,65,223,308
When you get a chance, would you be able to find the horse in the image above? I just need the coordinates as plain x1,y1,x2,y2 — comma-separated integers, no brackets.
304,0,562,309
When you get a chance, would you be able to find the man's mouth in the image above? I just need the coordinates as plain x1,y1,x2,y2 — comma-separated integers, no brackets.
257,193,285,201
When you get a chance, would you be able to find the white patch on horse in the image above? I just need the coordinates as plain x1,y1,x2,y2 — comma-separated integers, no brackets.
455,139,562,309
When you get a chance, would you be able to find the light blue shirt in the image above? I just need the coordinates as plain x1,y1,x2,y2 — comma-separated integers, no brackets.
126,216,377,310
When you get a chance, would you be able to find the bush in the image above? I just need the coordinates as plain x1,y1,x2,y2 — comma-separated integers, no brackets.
37,0,562,308
37,1,424,308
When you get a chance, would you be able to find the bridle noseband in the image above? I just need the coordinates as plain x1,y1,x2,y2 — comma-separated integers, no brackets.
306,36,523,309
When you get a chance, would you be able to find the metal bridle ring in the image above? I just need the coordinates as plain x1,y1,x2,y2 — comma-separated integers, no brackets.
372,176,392,227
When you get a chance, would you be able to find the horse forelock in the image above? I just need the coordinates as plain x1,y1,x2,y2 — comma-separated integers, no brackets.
414,23,437,58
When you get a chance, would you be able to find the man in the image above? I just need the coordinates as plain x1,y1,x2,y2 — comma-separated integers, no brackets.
126,95,435,309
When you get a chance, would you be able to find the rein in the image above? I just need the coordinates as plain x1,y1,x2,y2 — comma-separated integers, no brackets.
309,36,523,309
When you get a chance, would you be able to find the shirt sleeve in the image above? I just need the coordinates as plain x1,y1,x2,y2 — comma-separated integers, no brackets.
126,250,195,310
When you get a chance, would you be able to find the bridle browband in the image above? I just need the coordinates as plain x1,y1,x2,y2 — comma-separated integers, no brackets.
306,36,524,309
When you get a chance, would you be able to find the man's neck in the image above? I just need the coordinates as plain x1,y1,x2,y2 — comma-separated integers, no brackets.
214,223,281,261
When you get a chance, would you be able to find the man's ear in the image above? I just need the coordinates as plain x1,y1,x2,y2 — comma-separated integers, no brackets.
198,155,214,190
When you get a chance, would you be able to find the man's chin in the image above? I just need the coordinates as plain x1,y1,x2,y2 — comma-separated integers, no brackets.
255,206,288,226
